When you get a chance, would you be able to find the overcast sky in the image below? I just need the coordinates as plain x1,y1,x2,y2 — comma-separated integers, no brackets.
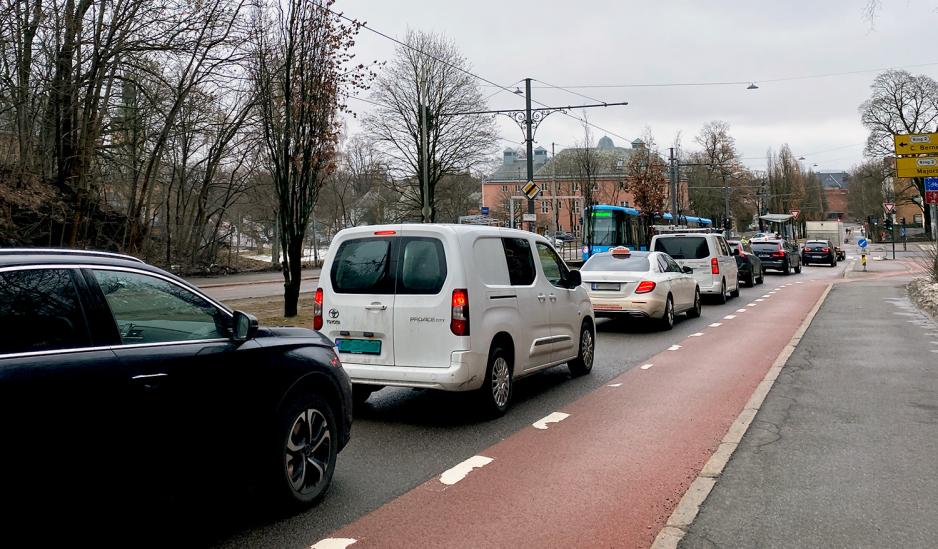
341,0,938,173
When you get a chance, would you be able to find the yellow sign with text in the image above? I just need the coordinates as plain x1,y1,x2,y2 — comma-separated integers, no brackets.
894,133,938,154
896,156,938,178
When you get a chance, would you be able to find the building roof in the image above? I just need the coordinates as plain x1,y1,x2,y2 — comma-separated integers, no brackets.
819,171,848,189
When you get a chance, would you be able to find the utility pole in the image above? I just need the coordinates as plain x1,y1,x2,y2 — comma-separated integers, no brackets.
669,147,679,226
551,142,558,238
524,78,535,232
723,175,730,233
420,102,431,223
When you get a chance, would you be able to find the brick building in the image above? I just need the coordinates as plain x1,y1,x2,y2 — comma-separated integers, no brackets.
480,136,688,236
819,171,849,221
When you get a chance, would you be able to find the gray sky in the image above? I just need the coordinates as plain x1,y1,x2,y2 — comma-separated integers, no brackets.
343,0,938,173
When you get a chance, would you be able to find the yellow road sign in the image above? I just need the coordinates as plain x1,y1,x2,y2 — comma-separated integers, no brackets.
522,181,540,199
894,133,938,154
896,156,938,178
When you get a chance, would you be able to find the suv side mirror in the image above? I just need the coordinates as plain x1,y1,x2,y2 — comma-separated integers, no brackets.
566,270,582,288
232,310,258,342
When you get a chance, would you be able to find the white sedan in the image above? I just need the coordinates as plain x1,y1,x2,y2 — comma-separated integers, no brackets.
580,247,701,330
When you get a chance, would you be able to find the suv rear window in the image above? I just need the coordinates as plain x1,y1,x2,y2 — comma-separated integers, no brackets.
331,238,395,294
751,241,782,252
653,237,709,259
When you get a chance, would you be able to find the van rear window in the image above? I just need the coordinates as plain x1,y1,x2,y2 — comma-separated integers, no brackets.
653,237,709,259
331,238,394,294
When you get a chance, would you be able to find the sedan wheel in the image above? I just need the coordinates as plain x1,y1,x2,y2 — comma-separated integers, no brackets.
660,296,674,330
687,288,702,318
278,395,337,506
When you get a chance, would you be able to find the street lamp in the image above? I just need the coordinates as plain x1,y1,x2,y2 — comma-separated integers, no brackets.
747,82,759,90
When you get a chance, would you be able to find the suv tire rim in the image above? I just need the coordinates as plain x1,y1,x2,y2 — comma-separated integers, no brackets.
580,328,594,369
285,408,332,496
492,357,510,408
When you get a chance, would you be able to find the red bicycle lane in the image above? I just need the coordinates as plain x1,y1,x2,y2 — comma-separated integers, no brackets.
314,281,830,549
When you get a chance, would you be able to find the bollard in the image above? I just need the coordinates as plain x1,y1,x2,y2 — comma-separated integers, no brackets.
861,252,867,272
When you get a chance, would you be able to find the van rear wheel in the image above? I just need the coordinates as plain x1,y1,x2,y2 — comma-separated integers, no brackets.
478,346,512,417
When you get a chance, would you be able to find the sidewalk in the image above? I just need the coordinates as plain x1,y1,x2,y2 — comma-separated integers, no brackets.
185,267,320,288
681,278,938,548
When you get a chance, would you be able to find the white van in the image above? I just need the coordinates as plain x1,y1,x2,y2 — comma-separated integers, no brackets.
649,232,740,303
316,224,595,415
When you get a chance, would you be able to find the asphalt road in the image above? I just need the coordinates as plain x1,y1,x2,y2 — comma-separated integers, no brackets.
159,261,848,549
681,276,938,549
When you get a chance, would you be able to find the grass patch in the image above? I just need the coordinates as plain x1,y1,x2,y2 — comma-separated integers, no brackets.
225,296,315,328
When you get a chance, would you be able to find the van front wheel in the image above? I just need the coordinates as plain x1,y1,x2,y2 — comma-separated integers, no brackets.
568,322,595,376
478,346,512,417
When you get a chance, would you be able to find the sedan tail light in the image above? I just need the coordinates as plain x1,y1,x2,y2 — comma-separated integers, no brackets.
451,289,470,336
313,288,323,330
635,280,656,294
821,247,830,253
711,257,719,275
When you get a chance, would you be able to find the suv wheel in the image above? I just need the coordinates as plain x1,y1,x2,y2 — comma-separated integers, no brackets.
686,288,702,318
659,295,675,330
795,260,802,274
479,346,512,416
275,394,337,507
568,322,595,376
783,260,791,275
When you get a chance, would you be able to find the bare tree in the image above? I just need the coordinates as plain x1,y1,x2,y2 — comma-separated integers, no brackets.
251,0,366,316
569,118,601,254
363,30,496,222
624,129,668,244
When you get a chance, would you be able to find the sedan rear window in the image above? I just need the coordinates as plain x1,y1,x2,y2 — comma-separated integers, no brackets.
331,238,394,294
653,237,709,259
582,255,650,272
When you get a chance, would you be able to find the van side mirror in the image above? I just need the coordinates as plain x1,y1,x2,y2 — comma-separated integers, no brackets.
566,270,582,288
732,248,740,256
232,310,258,342
682,266,693,274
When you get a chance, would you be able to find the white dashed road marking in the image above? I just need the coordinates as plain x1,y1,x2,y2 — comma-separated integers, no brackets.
709,323,722,327
440,455,494,485
724,315,736,320
736,309,747,313
533,412,570,430
747,303,757,307
311,539,357,549
755,299,765,302
641,364,654,370
762,294,771,298
689,332,704,337
667,344,682,351
608,383,623,387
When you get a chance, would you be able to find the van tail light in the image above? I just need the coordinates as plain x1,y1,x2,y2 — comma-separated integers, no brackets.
313,288,324,331
711,257,720,275
635,280,656,294
821,247,830,253
451,289,470,336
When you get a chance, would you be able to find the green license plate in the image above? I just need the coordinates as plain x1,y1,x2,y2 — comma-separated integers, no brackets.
335,338,382,355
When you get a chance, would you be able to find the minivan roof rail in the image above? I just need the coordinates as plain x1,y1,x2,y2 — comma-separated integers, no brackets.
0,248,146,264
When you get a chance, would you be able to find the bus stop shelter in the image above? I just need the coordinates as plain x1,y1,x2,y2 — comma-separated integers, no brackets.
759,213,798,239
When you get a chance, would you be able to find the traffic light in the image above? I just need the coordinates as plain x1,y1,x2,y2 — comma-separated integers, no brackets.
884,217,893,230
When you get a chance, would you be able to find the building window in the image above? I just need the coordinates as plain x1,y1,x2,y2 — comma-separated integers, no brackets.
617,180,625,190
501,185,508,192
572,183,579,193
619,201,628,207
914,214,923,225
616,159,624,169
540,201,551,214
573,202,581,214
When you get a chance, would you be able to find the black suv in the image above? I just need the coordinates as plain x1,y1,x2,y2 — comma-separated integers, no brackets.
802,239,838,267
750,238,802,275
0,249,352,513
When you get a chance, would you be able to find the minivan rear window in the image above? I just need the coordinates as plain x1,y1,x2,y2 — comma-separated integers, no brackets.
331,238,394,294
653,237,709,259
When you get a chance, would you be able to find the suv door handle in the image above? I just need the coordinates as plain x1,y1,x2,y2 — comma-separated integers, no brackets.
548,293,557,302
365,303,387,311
537,293,547,302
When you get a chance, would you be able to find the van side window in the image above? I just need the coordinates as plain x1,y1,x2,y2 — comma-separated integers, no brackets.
399,238,447,294
501,237,536,286
331,238,395,294
473,238,511,285
0,269,90,354
535,242,570,287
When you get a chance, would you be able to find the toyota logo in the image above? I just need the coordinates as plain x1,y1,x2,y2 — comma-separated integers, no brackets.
328,308,339,319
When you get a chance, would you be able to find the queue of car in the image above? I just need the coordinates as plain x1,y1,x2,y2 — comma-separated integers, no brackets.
0,228,832,517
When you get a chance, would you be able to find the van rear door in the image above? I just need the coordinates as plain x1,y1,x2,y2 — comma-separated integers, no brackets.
326,232,397,366
652,236,713,288
392,229,461,368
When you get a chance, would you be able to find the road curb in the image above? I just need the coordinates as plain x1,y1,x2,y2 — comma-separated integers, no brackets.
650,282,834,549
195,274,319,289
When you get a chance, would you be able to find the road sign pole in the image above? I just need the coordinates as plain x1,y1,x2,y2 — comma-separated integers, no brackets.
892,214,897,260
932,204,938,244
524,78,535,233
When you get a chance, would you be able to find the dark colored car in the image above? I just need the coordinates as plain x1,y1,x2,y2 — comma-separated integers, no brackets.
802,239,838,267
727,240,764,286
750,239,802,275
0,249,352,513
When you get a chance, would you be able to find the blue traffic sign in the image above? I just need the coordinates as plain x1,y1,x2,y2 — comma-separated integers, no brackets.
858,238,868,248
481,207,490,216
926,177,938,191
